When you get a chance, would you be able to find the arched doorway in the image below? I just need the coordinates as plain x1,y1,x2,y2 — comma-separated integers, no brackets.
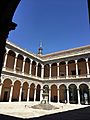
51,63,57,77
59,84,67,103
29,83,35,101
21,82,28,101
69,84,78,104
44,64,49,78
12,80,21,101
51,84,57,102
1,79,12,102
79,84,89,104
59,61,66,77
37,63,41,77
6,50,16,70
31,61,36,76
16,54,24,72
24,58,30,74
36,84,41,101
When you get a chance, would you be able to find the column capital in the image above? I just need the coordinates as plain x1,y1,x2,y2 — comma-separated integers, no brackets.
10,84,14,87
86,58,88,62
65,61,68,65
75,59,78,64
41,64,44,68
49,63,52,67
6,48,10,53
23,56,27,61
30,59,33,63
57,62,59,66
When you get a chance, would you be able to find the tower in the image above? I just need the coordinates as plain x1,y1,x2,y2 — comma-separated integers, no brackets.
38,42,43,55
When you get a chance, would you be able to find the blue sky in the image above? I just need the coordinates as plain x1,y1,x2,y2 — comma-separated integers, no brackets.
8,0,90,54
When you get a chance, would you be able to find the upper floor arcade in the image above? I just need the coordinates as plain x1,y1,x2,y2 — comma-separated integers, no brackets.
2,40,90,80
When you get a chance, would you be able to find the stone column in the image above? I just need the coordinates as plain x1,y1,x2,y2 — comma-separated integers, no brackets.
77,87,80,104
49,64,51,79
75,60,78,78
27,85,30,102
19,85,23,102
14,53,18,72
57,63,59,78
34,87,36,101
3,53,8,70
66,61,68,78
57,86,60,103
0,83,3,100
41,64,44,79
49,89,51,103
35,62,38,77
9,84,14,102
67,88,69,104
86,58,89,77
29,59,33,76
40,86,43,102
22,56,26,74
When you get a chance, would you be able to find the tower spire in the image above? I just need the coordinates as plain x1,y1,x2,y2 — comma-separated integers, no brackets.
38,41,43,55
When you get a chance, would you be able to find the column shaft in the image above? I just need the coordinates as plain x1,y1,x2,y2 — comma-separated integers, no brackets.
67,89,69,103
41,65,44,78
27,87,30,101
9,85,13,102
34,88,36,101
86,58,89,76
75,60,78,78
0,83,3,100
3,53,8,69
57,63,59,78
77,88,80,104
66,61,68,78
19,86,22,102
49,64,51,79
49,89,51,103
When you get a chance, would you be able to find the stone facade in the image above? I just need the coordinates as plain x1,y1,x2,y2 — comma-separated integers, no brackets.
0,40,90,105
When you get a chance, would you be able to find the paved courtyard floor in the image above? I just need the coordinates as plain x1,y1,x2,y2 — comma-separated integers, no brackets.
0,102,89,119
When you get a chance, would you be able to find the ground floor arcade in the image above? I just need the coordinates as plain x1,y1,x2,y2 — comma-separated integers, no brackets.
0,78,90,105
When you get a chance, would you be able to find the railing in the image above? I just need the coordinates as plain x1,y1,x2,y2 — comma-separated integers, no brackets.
2,67,90,80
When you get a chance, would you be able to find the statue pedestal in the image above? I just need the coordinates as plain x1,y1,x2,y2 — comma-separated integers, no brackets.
41,93,49,104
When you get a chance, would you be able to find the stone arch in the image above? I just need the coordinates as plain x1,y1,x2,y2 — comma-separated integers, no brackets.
77,58,87,75
44,64,49,78
69,84,78,104
51,63,57,77
36,84,41,101
21,82,29,101
6,50,16,70
29,83,35,101
12,80,21,101
51,84,57,102
31,61,36,76
37,63,41,77
24,58,30,74
16,54,24,72
79,84,89,104
1,79,12,101
68,60,76,76
59,84,67,103
59,61,66,77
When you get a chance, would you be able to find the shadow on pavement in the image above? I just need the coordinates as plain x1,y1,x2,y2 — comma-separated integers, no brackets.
0,106,90,120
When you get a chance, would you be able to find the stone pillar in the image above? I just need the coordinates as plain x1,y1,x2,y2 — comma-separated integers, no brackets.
14,53,18,72
27,86,30,102
57,63,59,78
77,87,80,104
49,89,51,103
0,83,3,100
86,58,89,77
3,53,8,70
22,56,26,74
29,59,33,76
49,64,51,79
75,60,78,78
34,87,36,101
40,86,43,102
9,84,13,102
19,85,23,102
35,62,38,77
57,86,60,103
67,88,69,104
66,61,68,78
41,64,44,79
